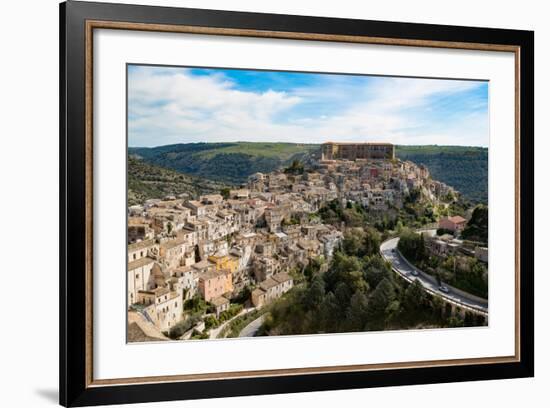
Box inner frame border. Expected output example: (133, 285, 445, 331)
(84, 19, 521, 389)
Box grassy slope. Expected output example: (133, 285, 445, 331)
(127, 156, 229, 206)
(129, 142, 319, 185)
(195, 142, 319, 159)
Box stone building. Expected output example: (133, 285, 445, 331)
(127, 257, 156, 306)
(137, 287, 183, 332)
(321, 142, 395, 161)
(251, 272, 294, 307)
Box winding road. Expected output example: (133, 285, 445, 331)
(238, 315, 266, 338)
(380, 234, 488, 316)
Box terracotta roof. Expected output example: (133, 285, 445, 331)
(173, 266, 193, 275)
(272, 272, 292, 284)
(128, 239, 155, 251)
(260, 277, 279, 291)
(128, 257, 155, 270)
(152, 287, 170, 297)
(160, 238, 185, 250)
(210, 296, 230, 307)
(192, 259, 212, 271)
(127, 322, 166, 343)
(449, 215, 467, 223)
(252, 288, 266, 297)
(198, 268, 227, 281)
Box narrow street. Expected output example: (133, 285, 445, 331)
(238, 314, 266, 338)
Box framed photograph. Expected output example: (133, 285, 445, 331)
(60, 1, 534, 406)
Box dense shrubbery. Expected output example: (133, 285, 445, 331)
(342, 227, 381, 258)
(462, 205, 488, 243)
(284, 159, 305, 175)
(167, 314, 201, 339)
(436, 228, 455, 236)
(397, 230, 489, 299)
(184, 295, 208, 314)
(259, 243, 452, 336)
(318, 199, 367, 227)
(224, 310, 263, 338)
(439, 256, 488, 298)
(397, 229, 426, 263)
(201, 304, 244, 332)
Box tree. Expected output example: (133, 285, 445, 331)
(324, 252, 364, 291)
(345, 291, 369, 331)
(435, 271, 442, 287)
(342, 208, 364, 227)
(406, 187, 421, 203)
(319, 292, 341, 331)
(363, 227, 381, 257)
(447, 316, 464, 327)
(403, 279, 426, 311)
(333, 281, 352, 310)
(284, 159, 304, 175)
(366, 278, 397, 329)
(342, 229, 366, 257)
(395, 220, 404, 234)
(463, 311, 475, 327)
(397, 229, 426, 263)
(220, 187, 231, 199)
(461, 204, 488, 243)
(363, 255, 392, 289)
(342, 227, 381, 258)
(303, 276, 326, 310)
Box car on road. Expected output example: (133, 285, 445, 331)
(438, 285, 449, 293)
(411, 270, 419, 276)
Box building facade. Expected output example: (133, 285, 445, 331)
(321, 142, 395, 161)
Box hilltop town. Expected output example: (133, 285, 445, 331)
(127, 142, 472, 341)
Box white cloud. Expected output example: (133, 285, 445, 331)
(128, 67, 302, 146)
(128, 67, 488, 147)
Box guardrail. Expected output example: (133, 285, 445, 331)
(395, 247, 488, 308)
(380, 238, 488, 316)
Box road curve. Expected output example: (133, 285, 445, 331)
(380, 236, 488, 315)
(238, 315, 266, 338)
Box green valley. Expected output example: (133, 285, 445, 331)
(129, 142, 488, 204)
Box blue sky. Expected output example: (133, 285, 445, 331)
(128, 65, 489, 148)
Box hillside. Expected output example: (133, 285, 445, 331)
(129, 142, 488, 204)
(129, 142, 319, 185)
(127, 156, 229, 206)
(395, 145, 488, 204)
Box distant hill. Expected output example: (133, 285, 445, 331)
(129, 142, 488, 204)
(395, 145, 488, 204)
(129, 142, 319, 185)
(128, 156, 228, 206)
